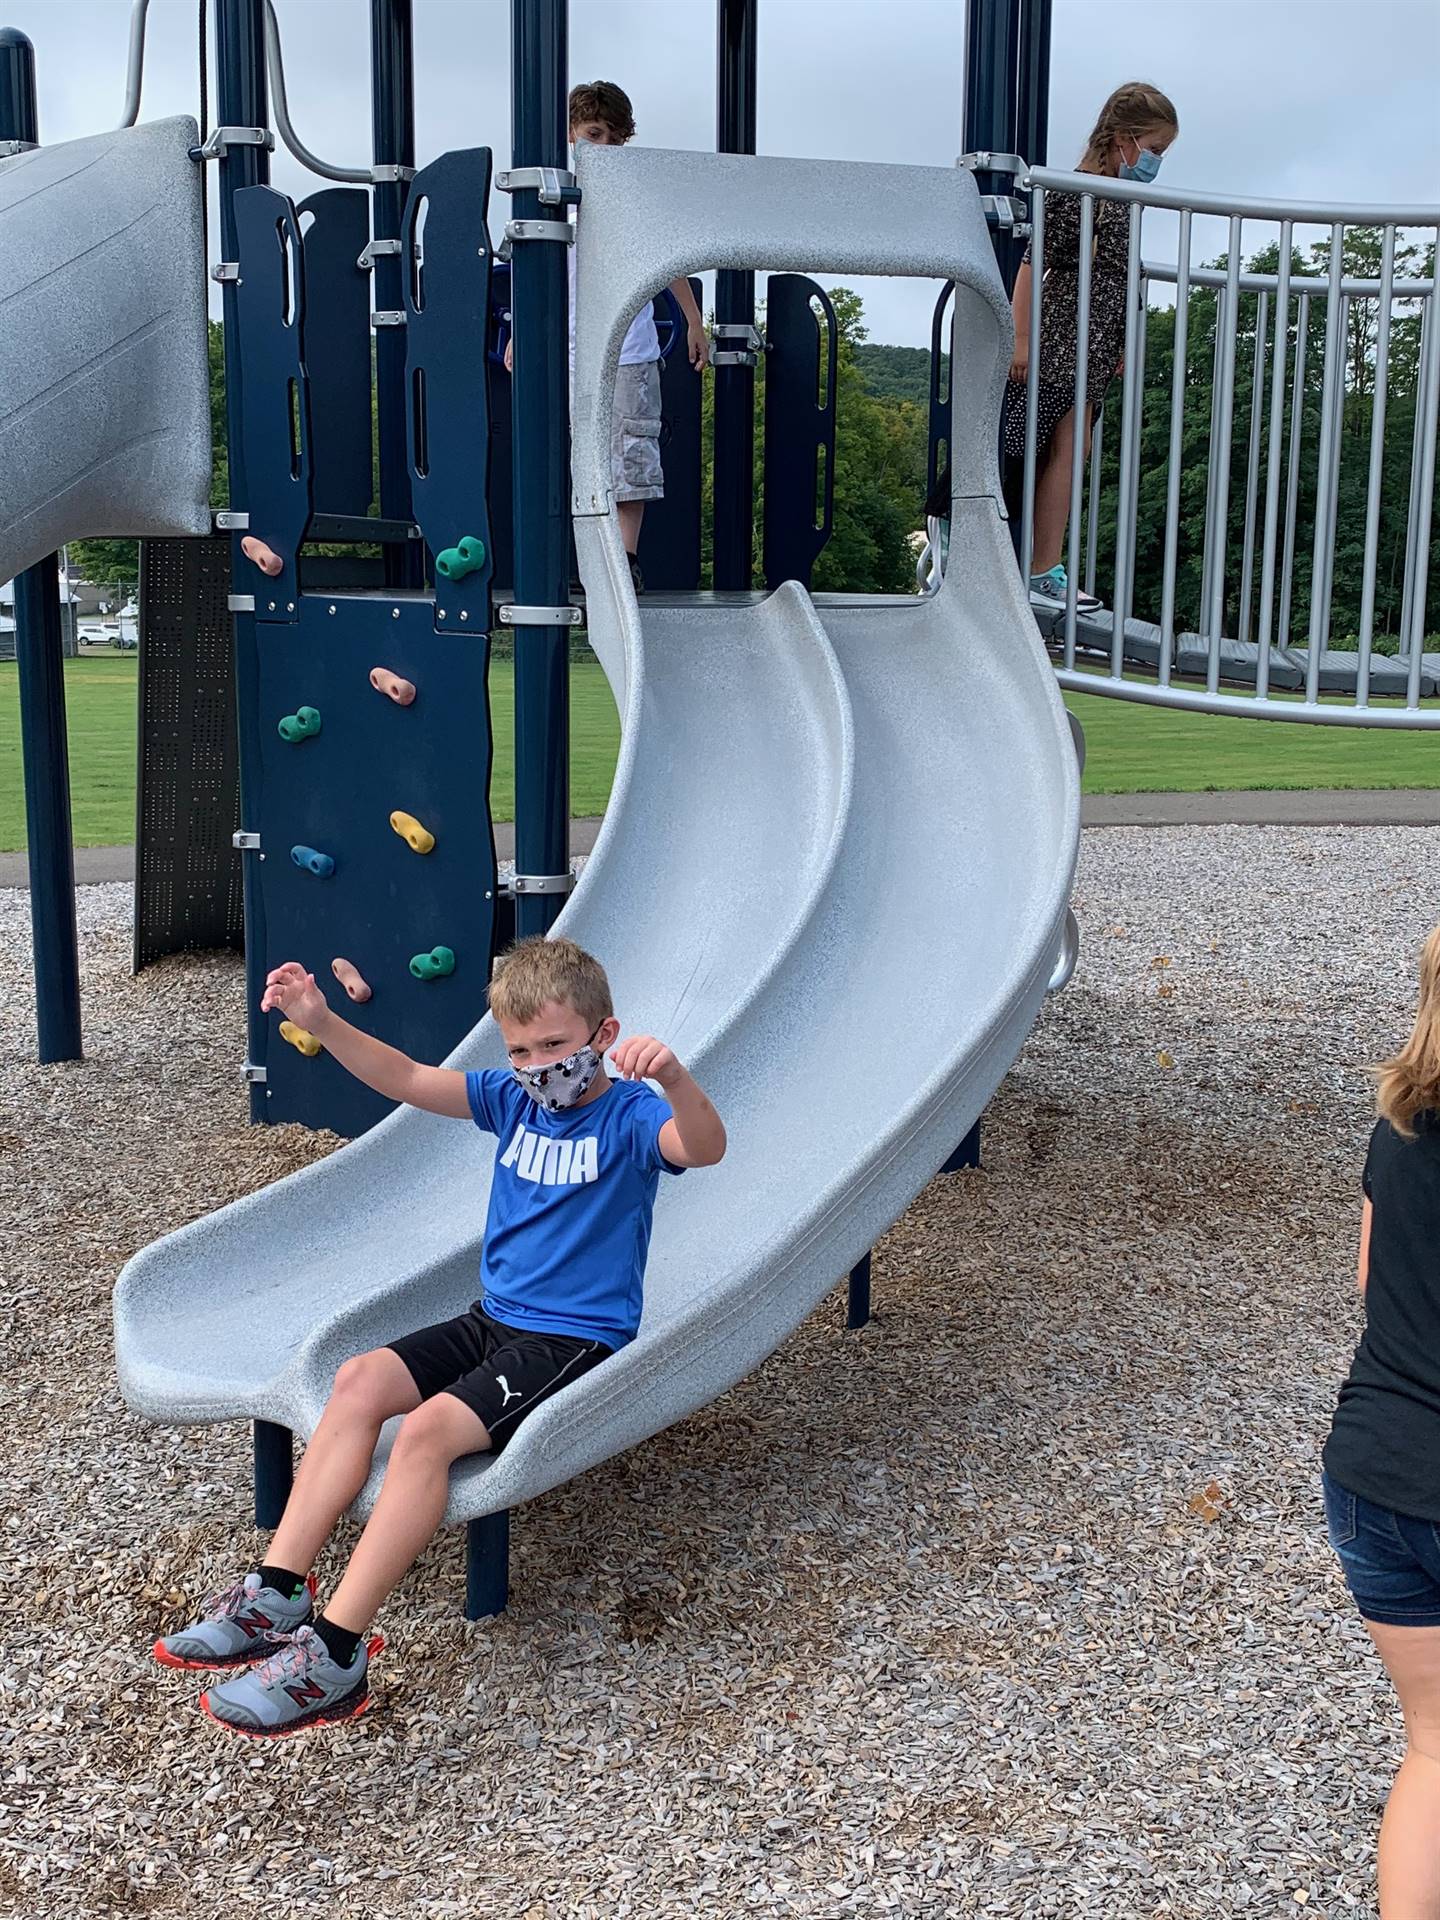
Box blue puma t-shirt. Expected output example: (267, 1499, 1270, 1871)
(465, 1068, 684, 1349)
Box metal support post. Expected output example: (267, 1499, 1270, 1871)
(846, 1253, 872, 1330)
(963, 0, 1022, 289)
(1, 30, 82, 1066)
(713, 0, 757, 589)
(1014, 0, 1051, 173)
(253, 1419, 294, 1529)
(943, 1123, 982, 1173)
(215, 0, 272, 1121)
(369, 0, 420, 588)
(510, 0, 570, 939)
(466, 1509, 511, 1618)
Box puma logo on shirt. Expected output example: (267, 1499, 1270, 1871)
(498, 1123, 601, 1187)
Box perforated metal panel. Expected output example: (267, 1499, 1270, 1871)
(133, 538, 243, 972)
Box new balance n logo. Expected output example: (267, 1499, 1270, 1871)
(235, 1609, 275, 1640)
(499, 1125, 599, 1187)
(284, 1677, 327, 1708)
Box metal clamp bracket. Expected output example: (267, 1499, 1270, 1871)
(215, 509, 250, 531)
(358, 236, 402, 271)
(211, 261, 241, 284)
(227, 593, 256, 613)
(498, 604, 583, 627)
(511, 872, 576, 897)
(496, 166, 580, 207)
(711, 321, 765, 367)
(371, 309, 407, 328)
(503, 218, 573, 248)
(0, 138, 38, 158)
(370, 162, 417, 185)
(243, 1062, 268, 1085)
(232, 830, 261, 852)
(978, 194, 1028, 230)
(190, 125, 275, 162)
(958, 150, 1027, 178)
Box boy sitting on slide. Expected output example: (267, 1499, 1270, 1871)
(153, 936, 726, 1738)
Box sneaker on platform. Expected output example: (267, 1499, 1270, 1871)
(1029, 565, 1101, 614)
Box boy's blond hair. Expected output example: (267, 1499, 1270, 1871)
(1375, 926, 1440, 1139)
(489, 936, 613, 1031)
(1077, 81, 1179, 173)
(567, 80, 635, 142)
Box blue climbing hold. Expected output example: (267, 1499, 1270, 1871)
(291, 845, 335, 878)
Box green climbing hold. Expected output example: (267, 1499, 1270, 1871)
(434, 535, 486, 581)
(409, 945, 456, 981)
(278, 706, 322, 744)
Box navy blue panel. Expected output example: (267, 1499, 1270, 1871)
(638, 278, 703, 593)
(762, 274, 836, 591)
(296, 187, 375, 519)
(403, 147, 493, 632)
(252, 596, 496, 1136)
(486, 261, 515, 589)
(234, 185, 314, 623)
(928, 281, 955, 507)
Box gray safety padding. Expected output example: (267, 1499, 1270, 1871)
(1039, 606, 1309, 691)
(0, 118, 211, 585)
(114, 149, 1079, 1532)
(1292, 649, 1440, 699)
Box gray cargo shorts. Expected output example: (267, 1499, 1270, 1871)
(611, 359, 664, 503)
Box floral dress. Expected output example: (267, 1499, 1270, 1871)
(1001, 184, 1132, 462)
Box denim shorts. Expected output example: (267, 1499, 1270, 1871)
(1323, 1469, 1440, 1627)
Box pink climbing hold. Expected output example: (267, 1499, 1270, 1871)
(240, 534, 284, 577)
(330, 957, 373, 1004)
(369, 666, 417, 706)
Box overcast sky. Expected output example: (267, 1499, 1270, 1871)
(7, 0, 1439, 345)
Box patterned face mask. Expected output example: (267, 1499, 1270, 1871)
(511, 1023, 606, 1112)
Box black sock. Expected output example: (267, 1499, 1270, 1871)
(313, 1613, 362, 1667)
(254, 1563, 307, 1602)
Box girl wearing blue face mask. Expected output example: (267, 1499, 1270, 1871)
(1002, 82, 1179, 614)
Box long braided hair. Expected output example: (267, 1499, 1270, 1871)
(1077, 82, 1179, 175)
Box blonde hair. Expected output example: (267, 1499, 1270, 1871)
(488, 936, 613, 1030)
(1375, 927, 1440, 1139)
(1078, 81, 1179, 174)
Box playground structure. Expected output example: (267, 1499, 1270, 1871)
(0, 0, 1435, 1615)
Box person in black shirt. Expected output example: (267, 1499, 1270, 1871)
(1323, 924, 1440, 1917)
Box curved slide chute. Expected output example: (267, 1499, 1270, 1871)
(0, 118, 211, 586)
(114, 147, 1079, 1531)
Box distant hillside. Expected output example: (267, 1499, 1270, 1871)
(853, 343, 945, 411)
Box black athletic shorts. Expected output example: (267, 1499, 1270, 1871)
(387, 1304, 613, 1452)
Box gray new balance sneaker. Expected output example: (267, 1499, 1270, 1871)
(153, 1571, 315, 1672)
(200, 1624, 380, 1740)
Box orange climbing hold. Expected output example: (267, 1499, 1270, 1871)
(369, 667, 417, 706)
(331, 957, 373, 1004)
(240, 535, 283, 577)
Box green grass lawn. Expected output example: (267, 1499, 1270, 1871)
(1, 651, 1436, 852)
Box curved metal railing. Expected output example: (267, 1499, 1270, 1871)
(1013, 168, 1440, 727)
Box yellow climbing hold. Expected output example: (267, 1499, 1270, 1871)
(390, 810, 435, 855)
(280, 1020, 322, 1058)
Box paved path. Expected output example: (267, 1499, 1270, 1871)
(0, 791, 1434, 889)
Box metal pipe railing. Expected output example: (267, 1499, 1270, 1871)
(265, 1, 370, 183)
(117, 0, 152, 127)
(1062, 192, 1095, 669)
(1016, 171, 1437, 728)
(1236, 289, 1268, 648)
(1254, 221, 1293, 695)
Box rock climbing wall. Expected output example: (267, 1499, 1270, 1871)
(254, 595, 495, 1135)
(229, 151, 498, 1135)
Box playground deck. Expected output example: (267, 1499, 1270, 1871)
(0, 822, 1419, 1916)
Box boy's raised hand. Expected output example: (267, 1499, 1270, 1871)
(260, 961, 329, 1032)
(610, 1033, 682, 1089)
(687, 321, 710, 371)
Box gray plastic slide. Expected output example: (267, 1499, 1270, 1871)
(114, 147, 1079, 1531)
(0, 118, 211, 586)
